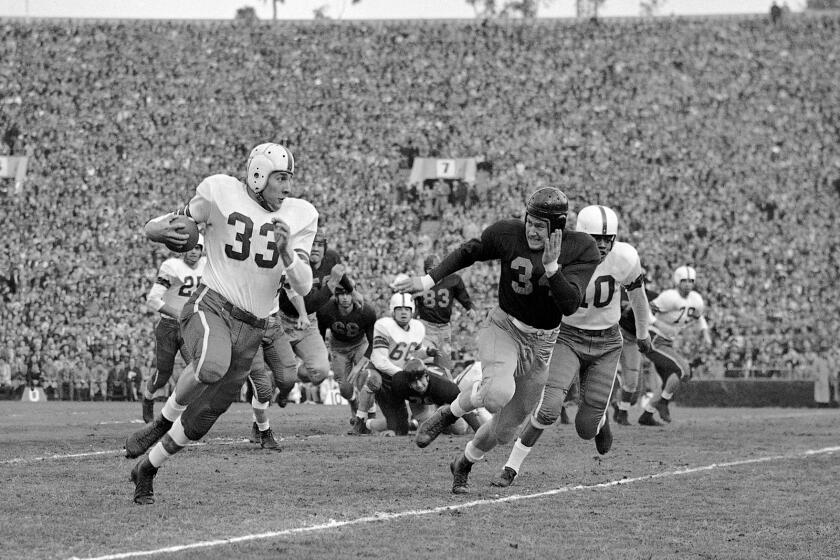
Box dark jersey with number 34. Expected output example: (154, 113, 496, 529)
(429, 219, 599, 330)
(414, 274, 473, 325)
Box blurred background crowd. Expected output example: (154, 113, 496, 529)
(0, 13, 838, 399)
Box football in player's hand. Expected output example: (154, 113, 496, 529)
(165, 215, 200, 253)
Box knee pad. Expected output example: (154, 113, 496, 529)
(574, 404, 600, 440)
(533, 406, 560, 428)
(338, 382, 354, 401)
(478, 382, 514, 414)
(303, 364, 329, 386)
(365, 369, 382, 393)
(195, 361, 227, 385)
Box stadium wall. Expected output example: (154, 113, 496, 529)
(675, 379, 823, 408)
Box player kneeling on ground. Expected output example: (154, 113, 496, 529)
(349, 293, 481, 436)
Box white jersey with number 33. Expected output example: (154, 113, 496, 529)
(563, 241, 643, 331)
(187, 174, 318, 318)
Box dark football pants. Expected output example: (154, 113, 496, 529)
(330, 338, 369, 401)
(271, 312, 330, 388)
(534, 323, 622, 440)
(178, 286, 266, 440)
(147, 316, 189, 394)
(647, 333, 690, 381)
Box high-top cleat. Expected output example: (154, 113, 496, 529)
(249, 422, 260, 444)
(259, 427, 281, 450)
(141, 398, 155, 424)
(130, 457, 158, 505)
(450, 454, 473, 494)
(415, 404, 456, 448)
(614, 408, 631, 426)
(638, 411, 664, 427)
(559, 406, 570, 425)
(490, 466, 517, 488)
(595, 416, 613, 455)
(125, 417, 173, 459)
(654, 400, 672, 423)
(348, 418, 371, 435)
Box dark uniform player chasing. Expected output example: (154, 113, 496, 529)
(394, 187, 599, 493)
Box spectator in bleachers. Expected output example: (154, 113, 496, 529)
(0, 15, 837, 384)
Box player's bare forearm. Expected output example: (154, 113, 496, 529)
(627, 286, 652, 340)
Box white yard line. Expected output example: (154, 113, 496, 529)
(0, 438, 250, 465)
(67, 445, 840, 560)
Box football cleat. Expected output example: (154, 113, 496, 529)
(348, 419, 371, 436)
(125, 417, 173, 459)
(450, 454, 473, 494)
(259, 428, 281, 450)
(638, 411, 664, 427)
(415, 404, 457, 448)
(130, 457, 158, 505)
(595, 416, 612, 455)
(654, 400, 672, 423)
(614, 409, 631, 426)
(249, 422, 260, 444)
(141, 398, 155, 424)
(490, 466, 517, 488)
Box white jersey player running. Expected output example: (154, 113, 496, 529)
(493, 205, 653, 487)
(141, 237, 207, 422)
(126, 142, 316, 506)
(637, 265, 712, 425)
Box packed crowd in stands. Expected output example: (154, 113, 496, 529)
(0, 13, 838, 398)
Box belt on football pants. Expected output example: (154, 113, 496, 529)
(220, 299, 267, 329)
(561, 323, 619, 337)
(508, 313, 560, 338)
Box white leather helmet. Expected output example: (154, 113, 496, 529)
(673, 265, 696, 284)
(246, 143, 295, 193)
(389, 292, 415, 315)
(576, 205, 618, 237)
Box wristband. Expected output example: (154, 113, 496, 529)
(420, 274, 435, 291)
(544, 262, 559, 276)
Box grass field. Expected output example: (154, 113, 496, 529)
(1, 400, 839, 560)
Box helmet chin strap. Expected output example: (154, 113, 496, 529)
(255, 190, 278, 212)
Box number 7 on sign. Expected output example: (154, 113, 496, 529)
(436, 159, 456, 179)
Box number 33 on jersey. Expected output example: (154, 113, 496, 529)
(186, 174, 318, 318)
